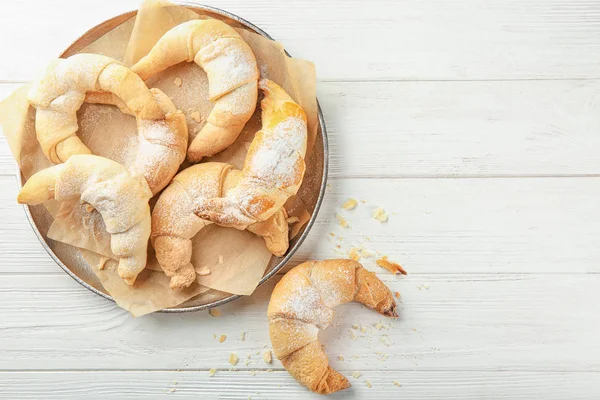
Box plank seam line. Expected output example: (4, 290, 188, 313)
(0, 369, 598, 373)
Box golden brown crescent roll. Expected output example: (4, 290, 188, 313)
(194, 79, 307, 229)
(268, 259, 398, 394)
(17, 155, 153, 285)
(131, 19, 259, 162)
(152, 162, 289, 290)
(28, 53, 188, 194)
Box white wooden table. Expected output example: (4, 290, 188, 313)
(1, 0, 600, 398)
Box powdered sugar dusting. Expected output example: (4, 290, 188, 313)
(282, 284, 333, 328)
(248, 117, 307, 188)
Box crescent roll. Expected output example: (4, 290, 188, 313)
(152, 162, 289, 290)
(28, 53, 188, 194)
(194, 79, 307, 229)
(17, 155, 153, 285)
(131, 19, 259, 162)
(268, 259, 398, 394)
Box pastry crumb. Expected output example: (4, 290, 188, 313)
(376, 256, 407, 275)
(250, 370, 258, 376)
(352, 372, 362, 378)
(174, 77, 183, 87)
(359, 248, 374, 258)
(342, 198, 358, 210)
(209, 308, 221, 317)
(380, 354, 389, 361)
(263, 350, 272, 364)
(286, 216, 300, 224)
(395, 291, 401, 299)
(336, 213, 349, 228)
(209, 368, 216, 377)
(348, 248, 361, 261)
(197, 266, 211, 276)
(393, 381, 401, 387)
(229, 353, 239, 366)
(365, 380, 372, 388)
(337, 356, 344, 361)
(169, 387, 176, 392)
(239, 331, 246, 341)
(349, 330, 358, 340)
(329, 232, 335, 237)
(375, 322, 384, 330)
(372, 207, 388, 222)
(266, 368, 274, 372)
(352, 324, 359, 330)
(190, 110, 201, 122)
(219, 334, 227, 343)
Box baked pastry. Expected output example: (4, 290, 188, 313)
(28, 53, 188, 194)
(268, 259, 398, 394)
(17, 155, 152, 285)
(151, 162, 289, 290)
(131, 19, 259, 162)
(194, 79, 307, 228)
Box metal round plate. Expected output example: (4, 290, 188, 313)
(17, 2, 329, 313)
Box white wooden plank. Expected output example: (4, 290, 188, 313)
(1, 370, 599, 400)
(0, 273, 599, 371)
(1, 0, 600, 81)
(5, 79, 600, 179)
(1, 175, 599, 275)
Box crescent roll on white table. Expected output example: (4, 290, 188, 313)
(131, 19, 259, 162)
(16, 155, 153, 286)
(194, 79, 307, 228)
(28, 53, 188, 194)
(268, 259, 398, 394)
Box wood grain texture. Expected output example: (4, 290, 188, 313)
(4, 79, 600, 178)
(1, 0, 600, 81)
(1, 273, 599, 371)
(1, 0, 600, 398)
(1, 174, 599, 275)
(1, 370, 599, 399)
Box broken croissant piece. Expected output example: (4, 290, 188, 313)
(268, 259, 398, 394)
(194, 79, 307, 229)
(131, 19, 259, 162)
(28, 53, 188, 194)
(151, 162, 289, 290)
(17, 155, 152, 285)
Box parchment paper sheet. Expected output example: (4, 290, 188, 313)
(0, 0, 318, 316)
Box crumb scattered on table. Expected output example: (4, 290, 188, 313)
(393, 381, 401, 387)
(352, 372, 362, 378)
(219, 334, 227, 343)
(174, 77, 183, 87)
(239, 331, 246, 341)
(376, 256, 407, 275)
(229, 353, 239, 366)
(209, 368, 216, 377)
(209, 309, 221, 317)
(372, 207, 388, 222)
(263, 350, 272, 364)
(348, 248, 361, 261)
(342, 198, 358, 210)
(336, 213, 349, 228)
(395, 291, 401, 299)
(365, 380, 372, 388)
(337, 356, 344, 361)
